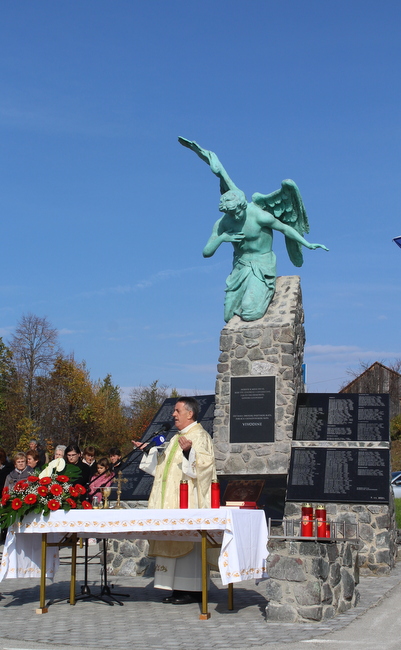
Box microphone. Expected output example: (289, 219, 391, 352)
(137, 422, 173, 453)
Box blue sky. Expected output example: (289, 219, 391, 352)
(1, 1, 401, 399)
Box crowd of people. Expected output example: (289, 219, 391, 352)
(0, 439, 122, 505)
(0, 398, 217, 607)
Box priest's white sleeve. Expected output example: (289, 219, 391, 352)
(139, 447, 158, 477)
(182, 447, 197, 479)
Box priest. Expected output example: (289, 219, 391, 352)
(133, 396, 216, 604)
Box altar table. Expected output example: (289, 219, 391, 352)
(0, 507, 268, 619)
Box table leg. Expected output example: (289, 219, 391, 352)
(36, 533, 48, 614)
(69, 533, 77, 605)
(228, 582, 234, 610)
(199, 530, 210, 620)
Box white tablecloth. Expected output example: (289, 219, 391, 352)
(0, 508, 268, 585)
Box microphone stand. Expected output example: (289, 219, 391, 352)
(90, 428, 172, 601)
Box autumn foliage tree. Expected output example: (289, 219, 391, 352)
(1, 314, 177, 457)
(129, 380, 178, 441)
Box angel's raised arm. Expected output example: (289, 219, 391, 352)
(178, 137, 241, 195)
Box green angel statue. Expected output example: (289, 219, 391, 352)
(179, 137, 328, 322)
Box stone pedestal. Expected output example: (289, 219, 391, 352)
(213, 276, 305, 475)
(265, 538, 360, 622)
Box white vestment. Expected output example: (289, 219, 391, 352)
(140, 421, 216, 591)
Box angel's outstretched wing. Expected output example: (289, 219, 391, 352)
(252, 180, 309, 267)
(178, 137, 241, 196)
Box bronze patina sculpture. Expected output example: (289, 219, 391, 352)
(179, 137, 328, 322)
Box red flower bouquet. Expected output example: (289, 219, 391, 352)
(0, 461, 91, 527)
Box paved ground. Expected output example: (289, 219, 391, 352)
(0, 544, 401, 650)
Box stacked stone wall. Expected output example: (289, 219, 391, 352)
(213, 275, 305, 475)
(265, 539, 359, 622)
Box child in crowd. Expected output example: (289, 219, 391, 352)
(4, 452, 34, 490)
(82, 446, 97, 480)
(88, 458, 115, 505)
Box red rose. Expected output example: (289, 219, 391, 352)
(75, 484, 86, 495)
(56, 475, 69, 483)
(48, 499, 61, 511)
(50, 484, 63, 496)
(37, 486, 48, 497)
(28, 475, 39, 483)
(24, 493, 38, 505)
(11, 498, 23, 510)
(66, 498, 77, 508)
(39, 477, 52, 486)
(82, 501, 92, 509)
(69, 486, 79, 498)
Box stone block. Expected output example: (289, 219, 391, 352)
(220, 335, 233, 351)
(329, 563, 341, 587)
(224, 456, 246, 473)
(117, 558, 138, 577)
(265, 579, 283, 602)
(268, 555, 307, 582)
(342, 544, 353, 568)
(376, 550, 391, 565)
(284, 503, 299, 517)
(359, 523, 375, 543)
(277, 327, 294, 343)
(376, 531, 390, 548)
(248, 348, 264, 361)
(231, 359, 249, 375)
(298, 542, 321, 557)
(322, 605, 335, 620)
(282, 354, 294, 367)
(312, 557, 329, 580)
(322, 583, 333, 604)
(341, 568, 355, 600)
(235, 346, 247, 358)
(337, 599, 352, 614)
(298, 605, 323, 621)
(376, 514, 390, 529)
(243, 329, 262, 339)
(294, 580, 321, 606)
(265, 603, 298, 622)
(248, 457, 268, 473)
(111, 554, 123, 569)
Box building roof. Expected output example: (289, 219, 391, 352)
(340, 361, 401, 393)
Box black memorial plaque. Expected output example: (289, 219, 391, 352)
(230, 376, 275, 443)
(114, 395, 215, 501)
(293, 393, 389, 442)
(286, 446, 390, 503)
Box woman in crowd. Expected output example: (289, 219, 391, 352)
(54, 445, 66, 459)
(0, 448, 13, 494)
(64, 444, 86, 485)
(26, 450, 41, 471)
(4, 452, 34, 490)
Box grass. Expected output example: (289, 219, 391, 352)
(394, 499, 401, 529)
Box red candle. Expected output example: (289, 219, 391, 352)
(211, 480, 220, 508)
(179, 480, 188, 508)
(315, 505, 327, 538)
(301, 503, 313, 537)
(326, 522, 331, 539)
